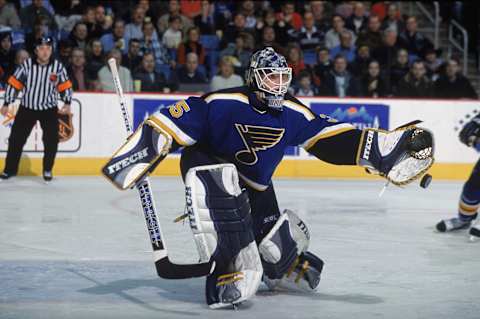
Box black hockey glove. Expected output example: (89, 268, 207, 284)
(459, 115, 480, 147)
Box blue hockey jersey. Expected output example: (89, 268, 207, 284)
(150, 87, 356, 190)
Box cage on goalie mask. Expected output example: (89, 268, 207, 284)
(246, 47, 292, 110)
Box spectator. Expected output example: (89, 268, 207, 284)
(276, 1, 303, 31)
(349, 44, 371, 77)
(100, 19, 128, 54)
(125, 6, 146, 44)
(85, 38, 104, 81)
(398, 16, 433, 59)
(0, 31, 14, 82)
(325, 15, 356, 49)
(141, 18, 172, 67)
(25, 17, 50, 54)
(296, 11, 325, 52)
(335, 2, 354, 20)
(0, 0, 21, 29)
(261, 8, 293, 47)
(240, 0, 257, 30)
(122, 38, 142, 72)
(396, 60, 433, 97)
(372, 28, 400, 70)
(356, 15, 383, 52)
(256, 25, 284, 55)
(92, 5, 112, 38)
(357, 60, 389, 97)
(162, 15, 183, 49)
(434, 59, 478, 99)
(310, 0, 329, 34)
(220, 12, 249, 49)
(424, 48, 444, 81)
(220, 32, 251, 75)
(329, 30, 356, 63)
(180, 0, 202, 20)
(20, 0, 56, 31)
(346, 2, 368, 35)
(177, 26, 205, 65)
(381, 3, 405, 34)
(291, 70, 318, 96)
(312, 46, 331, 86)
(157, 0, 193, 35)
(14, 49, 30, 65)
(194, 0, 216, 35)
(68, 47, 89, 91)
(170, 52, 208, 91)
(323, 54, 357, 97)
(98, 49, 133, 92)
(57, 39, 73, 67)
(82, 6, 99, 41)
(210, 56, 243, 91)
(286, 44, 307, 79)
(389, 48, 410, 93)
(133, 52, 170, 93)
(370, 1, 389, 21)
(68, 22, 88, 50)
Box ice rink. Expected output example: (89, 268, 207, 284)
(1, 176, 479, 319)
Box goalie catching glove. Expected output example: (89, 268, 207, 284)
(357, 122, 434, 186)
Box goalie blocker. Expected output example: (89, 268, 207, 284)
(102, 118, 172, 189)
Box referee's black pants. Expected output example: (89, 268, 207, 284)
(4, 106, 59, 175)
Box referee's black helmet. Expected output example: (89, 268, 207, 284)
(34, 36, 54, 48)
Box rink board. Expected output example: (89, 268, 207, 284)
(1, 92, 478, 180)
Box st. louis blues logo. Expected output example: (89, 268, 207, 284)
(235, 124, 285, 165)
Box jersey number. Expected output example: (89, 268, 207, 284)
(169, 100, 190, 118)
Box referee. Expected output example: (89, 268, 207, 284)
(0, 37, 72, 182)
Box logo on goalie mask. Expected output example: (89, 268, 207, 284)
(235, 124, 285, 165)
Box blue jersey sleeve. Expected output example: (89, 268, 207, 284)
(150, 96, 208, 146)
(290, 110, 356, 150)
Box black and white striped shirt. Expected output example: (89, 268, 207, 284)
(4, 58, 73, 110)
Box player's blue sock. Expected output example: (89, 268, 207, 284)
(458, 184, 480, 221)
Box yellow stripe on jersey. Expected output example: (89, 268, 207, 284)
(204, 93, 250, 104)
(303, 124, 356, 150)
(148, 115, 194, 146)
(283, 100, 315, 121)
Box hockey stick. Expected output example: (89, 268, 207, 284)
(108, 58, 213, 279)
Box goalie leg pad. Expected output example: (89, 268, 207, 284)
(358, 124, 434, 186)
(102, 119, 172, 189)
(185, 164, 262, 308)
(260, 210, 323, 292)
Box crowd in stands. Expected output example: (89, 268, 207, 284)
(0, 0, 478, 99)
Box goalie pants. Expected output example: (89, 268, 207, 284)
(3, 106, 59, 175)
(180, 145, 281, 242)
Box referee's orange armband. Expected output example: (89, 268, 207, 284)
(57, 80, 72, 92)
(7, 76, 24, 90)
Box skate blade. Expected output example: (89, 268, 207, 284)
(469, 235, 479, 242)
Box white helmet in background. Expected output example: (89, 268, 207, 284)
(246, 47, 292, 110)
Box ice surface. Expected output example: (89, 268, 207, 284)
(1, 177, 479, 319)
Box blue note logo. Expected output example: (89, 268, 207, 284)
(235, 124, 285, 165)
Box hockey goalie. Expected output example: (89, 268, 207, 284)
(102, 47, 434, 309)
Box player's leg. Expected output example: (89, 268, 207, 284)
(183, 161, 262, 308)
(2, 107, 37, 178)
(38, 108, 59, 180)
(436, 158, 480, 232)
(249, 184, 324, 293)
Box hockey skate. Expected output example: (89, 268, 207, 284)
(469, 221, 480, 241)
(436, 217, 473, 232)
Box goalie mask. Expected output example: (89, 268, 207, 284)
(246, 47, 292, 110)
